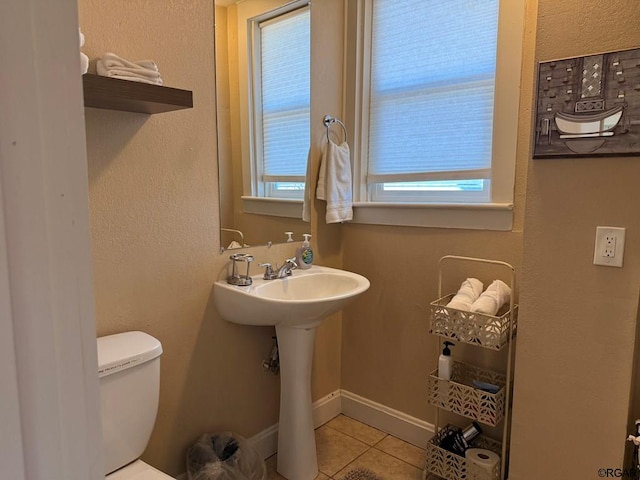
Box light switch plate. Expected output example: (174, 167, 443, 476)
(593, 226, 626, 267)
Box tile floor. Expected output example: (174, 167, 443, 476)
(266, 415, 433, 480)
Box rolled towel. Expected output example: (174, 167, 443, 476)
(469, 280, 511, 316)
(80, 52, 89, 74)
(446, 278, 483, 311)
(96, 60, 163, 85)
(101, 52, 158, 72)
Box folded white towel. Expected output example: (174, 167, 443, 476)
(317, 139, 352, 223)
(302, 146, 313, 222)
(79, 28, 85, 48)
(446, 278, 484, 311)
(470, 280, 511, 316)
(80, 52, 89, 74)
(99, 64, 162, 80)
(100, 52, 158, 72)
(96, 60, 163, 85)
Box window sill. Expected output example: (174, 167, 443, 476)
(241, 196, 304, 219)
(240, 197, 513, 230)
(351, 202, 513, 231)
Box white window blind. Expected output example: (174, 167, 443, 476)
(258, 7, 310, 197)
(367, 0, 498, 193)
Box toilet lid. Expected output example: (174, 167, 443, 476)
(106, 460, 174, 480)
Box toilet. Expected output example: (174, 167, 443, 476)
(97, 331, 174, 479)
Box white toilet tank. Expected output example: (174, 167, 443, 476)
(97, 331, 163, 476)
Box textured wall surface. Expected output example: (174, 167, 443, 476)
(77, 0, 640, 478)
(340, 0, 535, 429)
(509, 1, 640, 479)
(80, 0, 345, 475)
(80, 1, 286, 475)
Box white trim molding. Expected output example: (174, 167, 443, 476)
(241, 196, 304, 219)
(248, 389, 433, 459)
(340, 390, 433, 449)
(351, 202, 514, 231)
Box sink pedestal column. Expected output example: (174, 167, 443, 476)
(275, 323, 319, 480)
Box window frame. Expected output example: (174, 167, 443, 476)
(246, 1, 310, 205)
(344, 0, 525, 230)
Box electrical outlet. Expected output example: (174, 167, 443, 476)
(603, 234, 616, 257)
(594, 226, 626, 267)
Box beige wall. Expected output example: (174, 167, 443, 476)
(80, 0, 343, 475)
(80, 1, 287, 476)
(78, 0, 640, 478)
(340, 0, 536, 431)
(342, 2, 640, 476)
(509, 1, 640, 479)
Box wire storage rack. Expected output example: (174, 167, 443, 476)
(427, 361, 507, 427)
(429, 294, 518, 351)
(424, 255, 517, 480)
(425, 424, 502, 480)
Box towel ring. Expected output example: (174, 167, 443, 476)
(323, 114, 348, 144)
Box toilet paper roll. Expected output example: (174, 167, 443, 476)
(466, 448, 500, 473)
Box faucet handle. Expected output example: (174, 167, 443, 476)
(285, 257, 298, 268)
(259, 262, 276, 279)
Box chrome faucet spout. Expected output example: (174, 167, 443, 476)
(275, 257, 298, 278)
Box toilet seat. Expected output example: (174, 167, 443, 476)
(106, 460, 174, 480)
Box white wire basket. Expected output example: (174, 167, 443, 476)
(429, 293, 518, 351)
(424, 424, 502, 480)
(427, 361, 506, 427)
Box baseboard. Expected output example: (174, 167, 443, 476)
(248, 389, 342, 459)
(340, 389, 434, 449)
(248, 389, 433, 459)
(248, 422, 279, 461)
(312, 389, 342, 427)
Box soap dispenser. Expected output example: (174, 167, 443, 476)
(438, 341, 455, 380)
(296, 234, 314, 270)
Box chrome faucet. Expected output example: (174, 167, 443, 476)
(260, 257, 298, 280)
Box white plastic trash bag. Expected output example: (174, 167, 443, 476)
(186, 433, 266, 480)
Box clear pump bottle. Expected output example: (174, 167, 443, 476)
(296, 234, 314, 270)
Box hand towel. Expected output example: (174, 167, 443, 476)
(470, 280, 511, 316)
(302, 146, 313, 222)
(317, 139, 352, 223)
(446, 278, 483, 311)
(96, 60, 163, 85)
(79, 28, 85, 48)
(100, 52, 158, 72)
(80, 52, 89, 74)
(316, 142, 327, 201)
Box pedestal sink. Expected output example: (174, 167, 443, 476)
(213, 265, 370, 480)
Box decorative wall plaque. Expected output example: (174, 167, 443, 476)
(533, 47, 640, 158)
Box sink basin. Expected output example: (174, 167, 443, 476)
(214, 265, 370, 328)
(213, 265, 369, 480)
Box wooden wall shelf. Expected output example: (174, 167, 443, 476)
(82, 74, 193, 114)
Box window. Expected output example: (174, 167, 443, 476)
(346, 0, 525, 229)
(248, 3, 310, 200)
